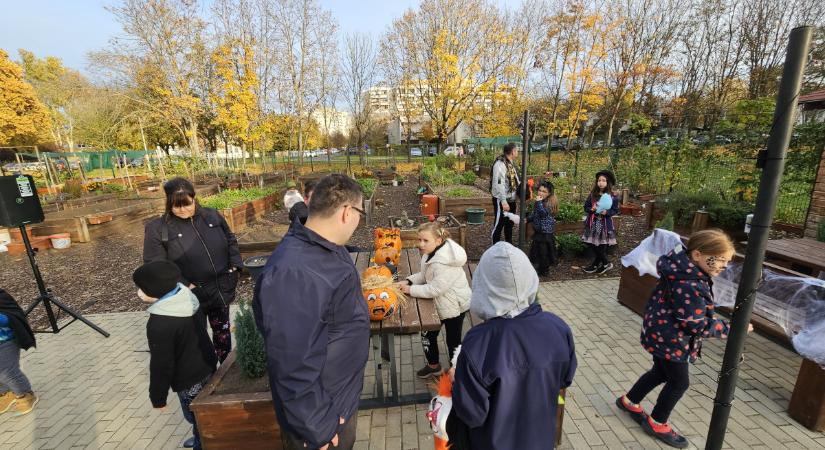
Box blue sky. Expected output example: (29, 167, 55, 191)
(0, 0, 422, 73)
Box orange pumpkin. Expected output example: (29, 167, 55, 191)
(373, 227, 402, 253)
(363, 286, 399, 321)
(373, 246, 400, 266)
(362, 264, 393, 279)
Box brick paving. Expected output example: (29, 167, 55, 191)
(2, 278, 823, 449)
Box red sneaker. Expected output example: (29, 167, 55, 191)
(641, 416, 689, 448)
(615, 396, 646, 424)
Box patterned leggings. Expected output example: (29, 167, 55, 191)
(178, 374, 212, 450)
(205, 306, 231, 364)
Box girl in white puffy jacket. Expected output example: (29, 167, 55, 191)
(397, 222, 471, 379)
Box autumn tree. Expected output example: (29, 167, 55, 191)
(211, 40, 261, 155)
(343, 32, 379, 171)
(94, 0, 208, 153)
(0, 50, 52, 146)
(382, 0, 519, 153)
(18, 50, 90, 150)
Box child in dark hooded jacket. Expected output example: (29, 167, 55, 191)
(616, 229, 753, 449)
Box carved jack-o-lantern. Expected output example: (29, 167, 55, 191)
(364, 286, 399, 321)
(362, 264, 393, 279)
(361, 272, 406, 322)
(373, 246, 400, 266)
(373, 227, 402, 252)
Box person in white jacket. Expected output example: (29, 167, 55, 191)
(396, 222, 471, 378)
(490, 143, 520, 244)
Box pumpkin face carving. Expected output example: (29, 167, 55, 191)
(362, 265, 393, 279)
(374, 228, 402, 252)
(361, 269, 406, 322)
(364, 287, 398, 321)
(373, 246, 400, 266)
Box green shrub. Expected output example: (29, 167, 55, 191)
(556, 233, 586, 255)
(556, 201, 584, 223)
(443, 187, 475, 198)
(200, 186, 279, 210)
(661, 191, 720, 226)
(706, 202, 752, 230)
(62, 180, 84, 199)
(101, 183, 126, 194)
(818, 221, 825, 243)
(460, 171, 477, 185)
(356, 178, 378, 198)
(234, 300, 267, 378)
(421, 165, 463, 186)
(656, 211, 675, 231)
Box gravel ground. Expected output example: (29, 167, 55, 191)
(0, 173, 650, 328)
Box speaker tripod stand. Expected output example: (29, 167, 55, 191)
(18, 224, 109, 337)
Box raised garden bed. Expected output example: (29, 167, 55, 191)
(236, 224, 290, 263)
(356, 178, 378, 226)
(190, 351, 282, 450)
(200, 187, 282, 232)
(387, 214, 466, 249)
(430, 184, 493, 219)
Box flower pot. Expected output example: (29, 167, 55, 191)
(466, 208, 486, 225)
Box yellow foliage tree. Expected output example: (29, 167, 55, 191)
(211, 40, 261, 154)
(0, 50, 52, 146)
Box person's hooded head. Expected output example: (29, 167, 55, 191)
(470, 242, 540, 321)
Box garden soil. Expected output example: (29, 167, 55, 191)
(0, 173, 649, 329)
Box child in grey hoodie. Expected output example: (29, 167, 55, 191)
(133, 261, 217, 450)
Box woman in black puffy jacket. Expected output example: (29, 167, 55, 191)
(143, 178, 242, 363)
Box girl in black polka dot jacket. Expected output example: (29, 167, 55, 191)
(616, 229, 753, 449)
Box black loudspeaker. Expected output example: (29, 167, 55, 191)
(0, 175, 45, 227)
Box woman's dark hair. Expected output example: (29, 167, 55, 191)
(538, 180, 559, 215)
(163, 177, 196, 216)
(590, 171, 615, 200)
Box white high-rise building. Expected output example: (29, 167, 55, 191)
(311, 108, 353, 138)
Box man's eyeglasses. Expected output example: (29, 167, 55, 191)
(349, 205, 367, 218)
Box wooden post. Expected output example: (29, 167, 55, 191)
(621, 188, 630, 205)
(692, 210, 710, 233)
(645, 200, 657, 229)
(36, 146, 55, 195)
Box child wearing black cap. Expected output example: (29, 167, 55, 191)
(581, 170, 619, 275)
(133, 261, 217, 450)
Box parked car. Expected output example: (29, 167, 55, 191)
(410, 147, 423, 157)
(428, 147, 437, 156)
(444, 146, 459, 156)
(714, 135, 732, 144)
(529, 143, 546, 153)
(466, 144, 476, 154)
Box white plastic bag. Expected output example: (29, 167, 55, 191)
(620, 229, 684, 278)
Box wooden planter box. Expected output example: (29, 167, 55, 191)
(428, 184, 493, 219)
(388, 214, 466, 249)
(617, 264, 659, 316)
(220, 193, 279, 232)
(363, 191, 376, 226)
(190, 351, 282, 449)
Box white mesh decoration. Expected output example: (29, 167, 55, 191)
(713, 262, 825, 368)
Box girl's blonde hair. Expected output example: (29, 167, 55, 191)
(418, 221, 451, 240)
(686, 229, 735, 256)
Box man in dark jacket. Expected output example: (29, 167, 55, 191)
(452, 242, 577, 450)
(254, 174, 369, 450)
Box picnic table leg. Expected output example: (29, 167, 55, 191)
(388, 333, 399, 403)
(372, 335, 385, 403)
(380, 334, 391, 361)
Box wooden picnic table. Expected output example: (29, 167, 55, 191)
(763, 238, 825, 275)
(352, 248, 443, 407)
